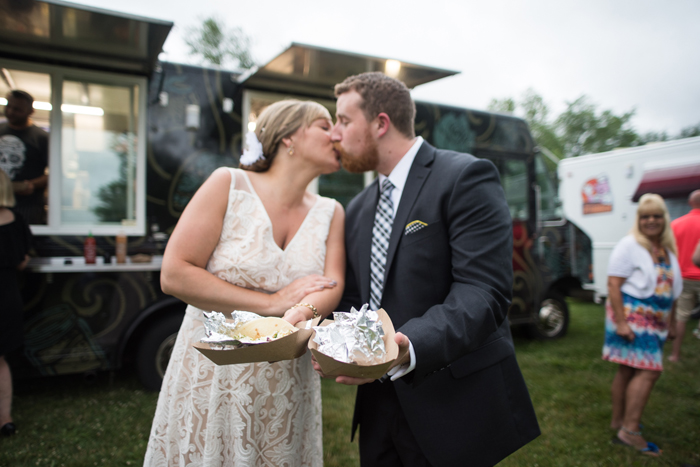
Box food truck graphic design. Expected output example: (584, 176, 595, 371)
(2, 0, 591, 389)
(582, 174, 613, 214)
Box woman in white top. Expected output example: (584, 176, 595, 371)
(144, 100, 345, 466)
(603, 194, 682, 457)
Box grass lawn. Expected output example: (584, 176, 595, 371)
(1, 300, 698, 466)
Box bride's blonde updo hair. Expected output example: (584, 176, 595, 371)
(630, 193, 677, 255)
(240, 99, 332, 172)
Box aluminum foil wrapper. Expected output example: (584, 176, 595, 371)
(201, 310, 261, 348)
(313, 304, 386, 365)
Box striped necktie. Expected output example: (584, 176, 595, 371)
(370, 178, 395, 311)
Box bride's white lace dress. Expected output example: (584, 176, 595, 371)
(144, 168, 336, 467)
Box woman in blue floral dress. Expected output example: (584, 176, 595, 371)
(603, 194, 682, 457)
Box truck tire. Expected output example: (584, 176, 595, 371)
(136, 312, 184, 391)
(527, 292, 569, 339)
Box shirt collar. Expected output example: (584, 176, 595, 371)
(378, 136, 424, 193)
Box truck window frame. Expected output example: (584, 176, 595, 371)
(1, 57, 147, 236)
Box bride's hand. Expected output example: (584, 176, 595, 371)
(270, 275, 336, 314)
(282, 307, 309, 325)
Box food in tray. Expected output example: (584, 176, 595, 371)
(312, 304, 386, 365)
(201, 312, 297, 347)
(237, 317, 297, 342)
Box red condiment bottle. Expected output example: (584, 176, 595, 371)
(84, 231, 96, 264)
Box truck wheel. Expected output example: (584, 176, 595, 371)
(136, 313, 184, 391)
(527, 292, 569, 339)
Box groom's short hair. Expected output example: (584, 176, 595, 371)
(335, 72, 415, 139)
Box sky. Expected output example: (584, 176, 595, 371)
(71, 0, 700, 135)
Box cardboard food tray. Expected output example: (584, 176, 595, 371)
(309, 308, 398, 379)
(193, 320, 315, 365)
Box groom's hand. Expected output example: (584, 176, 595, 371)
(334, 375, 375, 385)
(310, 354, 344, 380)
(389, 332, 411, 370)
(330, 332, 413, 386)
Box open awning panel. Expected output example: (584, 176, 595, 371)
(241, 43, 459, 99)
(632, 163, 700, 201)
(0, 0, 172, 75)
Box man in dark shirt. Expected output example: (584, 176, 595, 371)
(0, 90, 49, 224)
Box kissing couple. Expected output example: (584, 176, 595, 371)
(144, 72, 539, 467)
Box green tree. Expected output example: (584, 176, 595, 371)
(490, 90, 642, 159)
(639, 122, 699, 143)
(185, 17, 254, 69)
(489, 90, 564, 160)
(520, 90, 565, 159)
(679, 122, 700, 138)
(491, 91, 700, 161)
(487, 97, 515, 113)
(639, 130, 670, 144)
(556, 96, 639, 157)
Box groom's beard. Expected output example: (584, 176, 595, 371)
(335, 130, 379, 173)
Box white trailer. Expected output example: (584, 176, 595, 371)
(558, 136, 700, 301)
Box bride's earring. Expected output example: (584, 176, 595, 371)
(289, 145, 294, 156)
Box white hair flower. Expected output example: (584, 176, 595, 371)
(240, 131, 264, 166)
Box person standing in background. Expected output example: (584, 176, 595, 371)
(669, 189, 700, 360)
(604, 194, 682, 456)
(0, 90, 48, 224)
(0, 168, 33, 437)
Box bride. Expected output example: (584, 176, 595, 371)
(144, 100, 345, 466)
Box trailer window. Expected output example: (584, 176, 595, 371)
(60, 81, 139, 227)
(498, 159, 528, 221)
(0, 58, 147, 236)
(535, 154, 561, 220)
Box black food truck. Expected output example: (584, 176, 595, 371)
(1, 0, 592, 390)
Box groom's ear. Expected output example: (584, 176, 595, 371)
(375, 112, 391, 138)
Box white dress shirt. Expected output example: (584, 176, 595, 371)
(377, 136, 424, 381)
(377, 136, 424, 220)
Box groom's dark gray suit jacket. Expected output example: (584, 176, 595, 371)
(339, 141, 540, 467)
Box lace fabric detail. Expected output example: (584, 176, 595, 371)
(206, 169, 334, 291)
(144, 168, 335, 467)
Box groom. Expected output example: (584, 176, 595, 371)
(324, 72, 540, 467)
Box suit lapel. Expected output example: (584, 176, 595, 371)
(357, 179, 379, 304)
(384, 142, 434, 281)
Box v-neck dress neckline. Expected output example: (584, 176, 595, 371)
(239, 169, 321, 253)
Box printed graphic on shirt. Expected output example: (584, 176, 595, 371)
(0, 135, 26, 178)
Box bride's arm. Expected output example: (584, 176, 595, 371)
(284, 201, 346, 324)
(161, 168, 336, 315)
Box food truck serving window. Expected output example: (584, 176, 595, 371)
(0, 58, 147, 236)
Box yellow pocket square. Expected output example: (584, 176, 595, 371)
(405, 220, 428, 235)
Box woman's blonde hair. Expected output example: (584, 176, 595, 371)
(630, 193, 677, 256)
(0, 169, 15, 208)
(241, 99, 331, 172)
